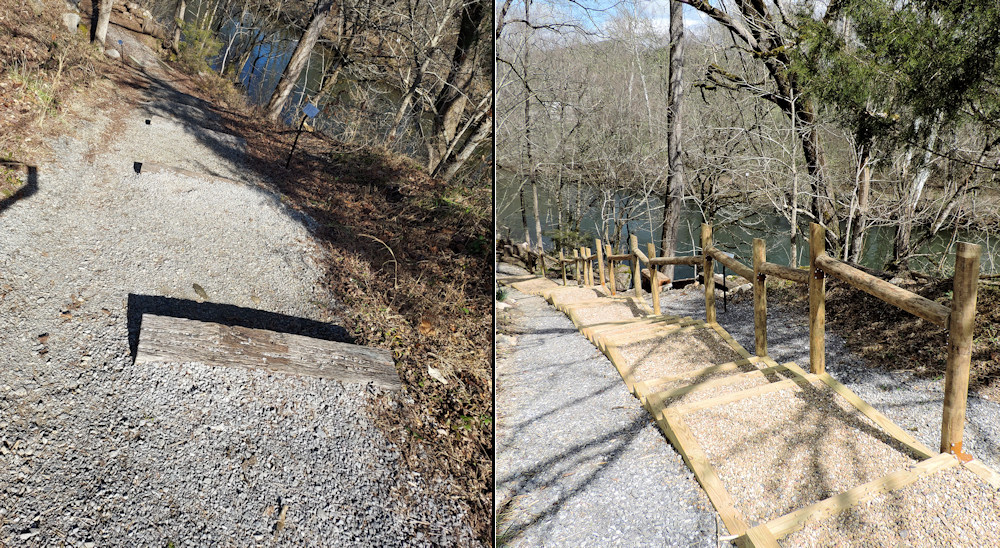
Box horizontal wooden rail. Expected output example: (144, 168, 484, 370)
(759, 261, 808, 284)
(707, 247, 754, 281)
(649, 255, 704, 266)
(814, 253, 949, 327)
(606, 253, 632, 261)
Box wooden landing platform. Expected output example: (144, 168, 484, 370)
(135, 314, 400, 390)
(498, 273, 1000, 546)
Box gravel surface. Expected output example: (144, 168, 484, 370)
(684, 382, 919, 525)
(568, 300, 647, 326)
(0, 59, 472, 545)
(649, 288, 1000, 474)
(496, 287, 719, 547)
(780, 465, 1000, 546)
(616, 330, 744, 383)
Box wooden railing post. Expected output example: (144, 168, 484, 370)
(647, 242, 661, 315)
(586, 248, 594, 286)
(809, 223, 826, 375)
(560, 250, 567, 286)
(596, 239, 606, 289)
(941, 242, 982, 457)
(753, 238, 767, 357)
(630, 234, 642, 298)
(573, 249, 580, 285)
(702, 224, 715, 323)
(606, 244, 616, 295)
(579, 247, 587, 286)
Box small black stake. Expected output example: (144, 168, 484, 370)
(285, 115, 307, 169)
(285, 103, 320, 169)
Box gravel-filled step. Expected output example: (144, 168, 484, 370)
(683, 381, 921, 525)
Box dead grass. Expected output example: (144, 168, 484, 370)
(770, 272, 1000, 403)
(154, 58, 494, 546)
(0, 0, 111, 165)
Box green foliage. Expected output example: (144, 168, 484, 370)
(793, 0, 1000, 144)
(175, 22, 222, 74)
(544, 228, 592, 252)
(496, 287, 509, 302)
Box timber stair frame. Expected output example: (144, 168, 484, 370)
(499, 222, 1000, 546)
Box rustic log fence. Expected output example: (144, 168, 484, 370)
(633, 222, 981, 461)
(499, 222, 982, 458)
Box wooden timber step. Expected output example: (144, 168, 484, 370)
(539, 285, 610, 305)
(563, 299, 650, 329)
(135, 314, 401, 390)
(497, 275, 538, 286)
(579, 314, 683, 339)
(519, 286, 1000, 545)
(509, 277, 560, 295)
(597, 320, 708, 352)
(585, 315, 690, 343)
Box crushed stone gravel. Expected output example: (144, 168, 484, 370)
(496, 286, 719, 547)
(648, 287, 1000, 475)
(684, 382, 919, 525)
(779, 465, 1000, 546)
(0, 60, 473, 546)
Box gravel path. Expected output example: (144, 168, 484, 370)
(496, 273, 718, 547)
(647, 288, 1000, 474)
(0, 57, 472, 545)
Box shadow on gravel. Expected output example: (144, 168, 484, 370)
(0, 163, 37, 215)
(126, 294, 353, 359)
(497, 414, 651, 544)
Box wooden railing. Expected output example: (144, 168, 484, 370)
(501, 221, 982, 465)
(636, 222, 982, 461)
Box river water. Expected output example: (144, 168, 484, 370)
(496, 176, 1000, 277)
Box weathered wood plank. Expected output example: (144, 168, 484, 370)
(136, 314, 400, 390)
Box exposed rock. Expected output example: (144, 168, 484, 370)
(62, 12, 80, 33)
(104, 48, 121, 60)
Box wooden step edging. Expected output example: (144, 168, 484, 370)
(631, 357, 766, 399)
(658, 409, 751, 536)
(580, 314, 684, 338)
(506, 276, 1000, 545)
(593, 318, 705, 348)
(740, 453, 960, 546)
(637, 364, 789, 415)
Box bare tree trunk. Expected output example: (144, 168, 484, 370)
(93, 0, 113, 47)
(426, 0, 486, 174)
(659, 0, 684, 284)
(893, 117, 940, 269)
(171, 0, 186, 54)
(266, 0, 335, 123)
(849, 155, 870, 263)
(519, 185, 531, 248)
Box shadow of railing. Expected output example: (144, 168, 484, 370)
(0, 163, 38, 215)
(126, 293, 352, 360)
